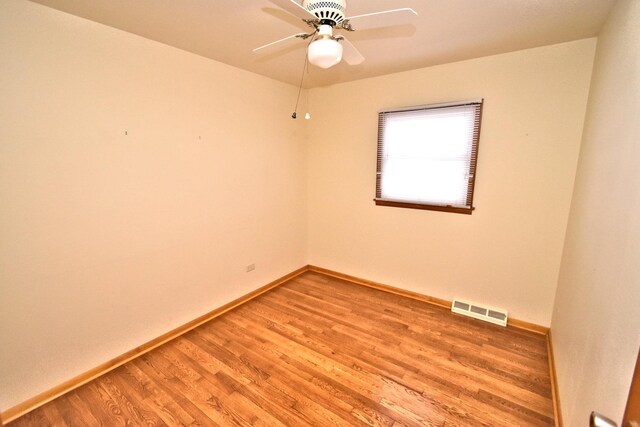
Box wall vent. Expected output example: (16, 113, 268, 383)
(451, 299, 508, 327)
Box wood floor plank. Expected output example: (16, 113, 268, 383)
(8, 271, 555, 426)
(121, 363, 198, 426)
(72, 382, 125, 426)
(129, 357, 219, 426)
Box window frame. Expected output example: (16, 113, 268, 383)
(374, 99, 484, 215)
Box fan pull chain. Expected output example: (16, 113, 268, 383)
(292, 36, 315, 119)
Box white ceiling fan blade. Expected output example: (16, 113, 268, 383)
(344, 8, 418, 30)
(253, 33, 307, 54)
(339, 37, 365, 65)
(268, 0, 316, 20)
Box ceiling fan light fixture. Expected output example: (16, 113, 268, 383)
(308, 38, 343, 69)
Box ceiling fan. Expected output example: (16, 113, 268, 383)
(254, 0, 418, 69)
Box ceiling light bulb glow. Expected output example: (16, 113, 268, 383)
(308, 38, 343, 69)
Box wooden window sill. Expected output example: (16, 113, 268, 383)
(374, 199, 474, 215)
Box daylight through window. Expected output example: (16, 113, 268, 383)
(375, 99, 483, 214)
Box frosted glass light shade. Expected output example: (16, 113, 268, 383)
(308, 38, 343, 69)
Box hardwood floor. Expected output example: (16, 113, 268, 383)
(9, 272, 555, 426)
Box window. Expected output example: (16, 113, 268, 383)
(375, 99, 483, 215)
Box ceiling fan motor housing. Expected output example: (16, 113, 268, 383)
(302, 0, 346, 25)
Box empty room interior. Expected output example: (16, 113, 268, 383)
(1, 0, 639, 426)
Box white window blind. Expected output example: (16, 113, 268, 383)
(375, 100, 483, 214)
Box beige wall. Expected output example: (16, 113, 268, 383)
(307, 39, 596, 326)
(0, 0, 307, 411)
(551, 0, 640, 424)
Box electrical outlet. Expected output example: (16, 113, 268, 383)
(246, 264, 255, 272)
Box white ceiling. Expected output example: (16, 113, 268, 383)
(28, 0, 616, 88)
